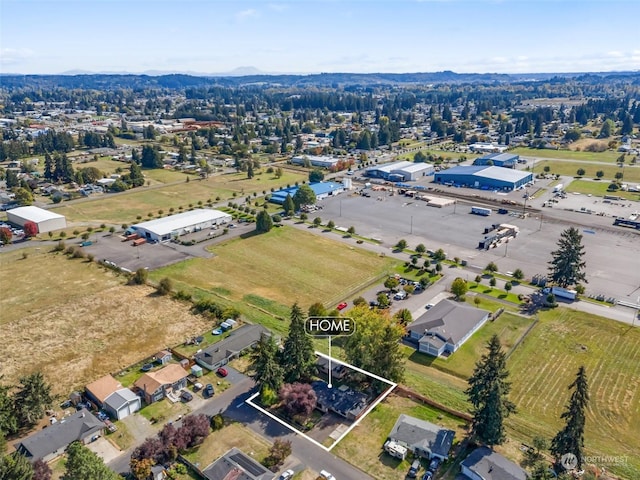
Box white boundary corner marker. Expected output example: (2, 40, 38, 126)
(245, 351, 397, 452)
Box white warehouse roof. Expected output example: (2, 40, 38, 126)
(7, 206, 65, 222)
(368, 160, 414, 173)
(133, 209, 231, 237)
(473, 166, 531, 182)
(395, 162, 433, 173)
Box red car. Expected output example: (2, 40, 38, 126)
(337, 302, 348, 311)
(217, 367, 228, 377)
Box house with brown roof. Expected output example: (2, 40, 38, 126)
(134, 364, 188, 404)
(85, 375, 141, 420)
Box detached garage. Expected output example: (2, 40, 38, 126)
(6, 206, 66, 233)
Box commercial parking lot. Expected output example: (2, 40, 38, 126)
(318, 185, 640, 302)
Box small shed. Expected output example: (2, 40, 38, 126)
(191, 365, 203, 378)
(155, 350, 173, 365)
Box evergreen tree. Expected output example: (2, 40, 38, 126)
(250, 333, 284, 394)
(465, 335, 516, 446)
(279, 303, 316, 383)
(548, 227, 587, 288)
(0, 452, 34, 480)
(255, 210, 273, 233)
(247, 162, 254, 179)
(0, 378, 18, 435)
(128, 161, 145, 188)
(283, 194, 295, 216)
(13, 372, 53, 427)
(62, 442, 119, 480)
(43, 153, 53, 181)
(550, 366, 589, 471)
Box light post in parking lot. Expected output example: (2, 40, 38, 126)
(410, 215, 413, 234)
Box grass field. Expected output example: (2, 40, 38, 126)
(0, 247, 210, 396)
(565, 179, 640, 201)
(505, 308, 640, 479)
(333, 394, 468, 480)
(510, 146, 624, 163)
(149, 226, 396, 319)
(533, 160, 640, 184)
(50, 169, 306, 225)
(405, 312, 535, 380)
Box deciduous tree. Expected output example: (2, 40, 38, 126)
(255, 210, 273, 233)
(279, 383, 317, 417)
(63, 442, 119, 480)
(451, 277, 468, 300)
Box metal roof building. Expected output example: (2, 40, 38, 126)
(130, 209, 231, 242)
(269, 181, 345, 204)
(366, 160, 433, 181)
(434, 165, 533, 191)
(291, 155, 340, 168)
(6, 206, 66, 233)
(473, 152, 520, 168)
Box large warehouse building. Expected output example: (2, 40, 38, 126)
(291, 155, 340, 169)
(473, 152, 520, 168)
(434, 165, 533, 191)
(269, 181, 345, 204)
(129, 209, 232, 242)
(365, 160, 433, 181)
(6, 206, 67, 233)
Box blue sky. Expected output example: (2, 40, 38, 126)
(1, 0, 639, 75)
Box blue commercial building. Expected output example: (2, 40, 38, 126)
(269, 181, 345, 204)
(434, 165, 533, 191)
(473, 152, 520, 168)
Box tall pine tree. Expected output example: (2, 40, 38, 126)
(279, 303, 315, 383)
(548, 227, 587, 288)
(465, 335, 516, 447)
(250, 333, 283, 394)
(550, 366, 589, 470)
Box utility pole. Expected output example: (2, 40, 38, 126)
(410, 215, 413, 234)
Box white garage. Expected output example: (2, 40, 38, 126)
(130, 209, 232, 242)
(6, 206, 67, 233)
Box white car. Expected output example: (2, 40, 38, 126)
(425, 303, 435, 310)
(279, 469, 295, 480)
(320, 470, 336, 480)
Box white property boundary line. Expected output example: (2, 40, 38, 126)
(245, 351, 397, 452)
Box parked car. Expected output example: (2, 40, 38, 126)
(408, 459, 421, 478)
(193, 383, 203, 392)
(204, 384, 214, 398)
(212, 328, 223, 335)
(425, 303, 435, 310)
(279, 469, 295, 480)
(421, 472, 433, 480)
(319, 470, 336, 480)
(337, 302, 348, 310)
(180, 391, 193, 402)
(217, 367, 228, 377)
(428, 457, 440, 473)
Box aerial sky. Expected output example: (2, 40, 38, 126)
(2, 0, 639, 75)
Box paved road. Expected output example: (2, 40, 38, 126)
(108, 372, 372, 480)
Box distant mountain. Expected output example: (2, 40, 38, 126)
(1, 70, 638, 90)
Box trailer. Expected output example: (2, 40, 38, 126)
(544, 286, 577, 301)
(553, 183, 564, 193)
(471, 206, 492, 216)
(132, 238, 146, 247)
(384, 440, 407, 460)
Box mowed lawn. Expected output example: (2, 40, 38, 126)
(0, 248, 209, 396)
(565, 179, 640, 201)
(333, 394, 467, 480)
(511, 146, 623, 163)
(150, 226, 395, 313)
(534, 160, 640, 183)
(506, 309, 640, 479)
(50, 169, 306, 225)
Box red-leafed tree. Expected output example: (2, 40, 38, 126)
(279, 382, 317, 417)
(23, 221, 38, 237)
(177, 413, 211, 448)
(33, 459, 52, 480)
(0, 227, 12, 244)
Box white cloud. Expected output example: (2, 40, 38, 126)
(0, 47, 34, 65)
(268, 3, 288, 12)
(236, 8, 259, 20)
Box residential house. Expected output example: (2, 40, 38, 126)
(461, 447, 529, 480)
(406, 300, 490, 357)
(202, 447, 272, 480)
(134, 363, 189, 404)
(14, 409, 104, 463)
(316, 357, 347, 380)
(85, 374, 141, 420)
(388, 414, 455, 460)
(194, 324, 269, 371)
(311, 381, 369, 421)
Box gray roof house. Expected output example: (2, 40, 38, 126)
(388, 414, 455, 460)
(85, 374, 141, 420)
(195, 324, 269, 371)
(461, 447, 529, 480)
(407, 300, 490, 357)
(14, 409, 104, 463)
(202, 447, 272, 480)
(312, 381, 370, 420)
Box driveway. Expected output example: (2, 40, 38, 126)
(87, 437, 121, 464)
